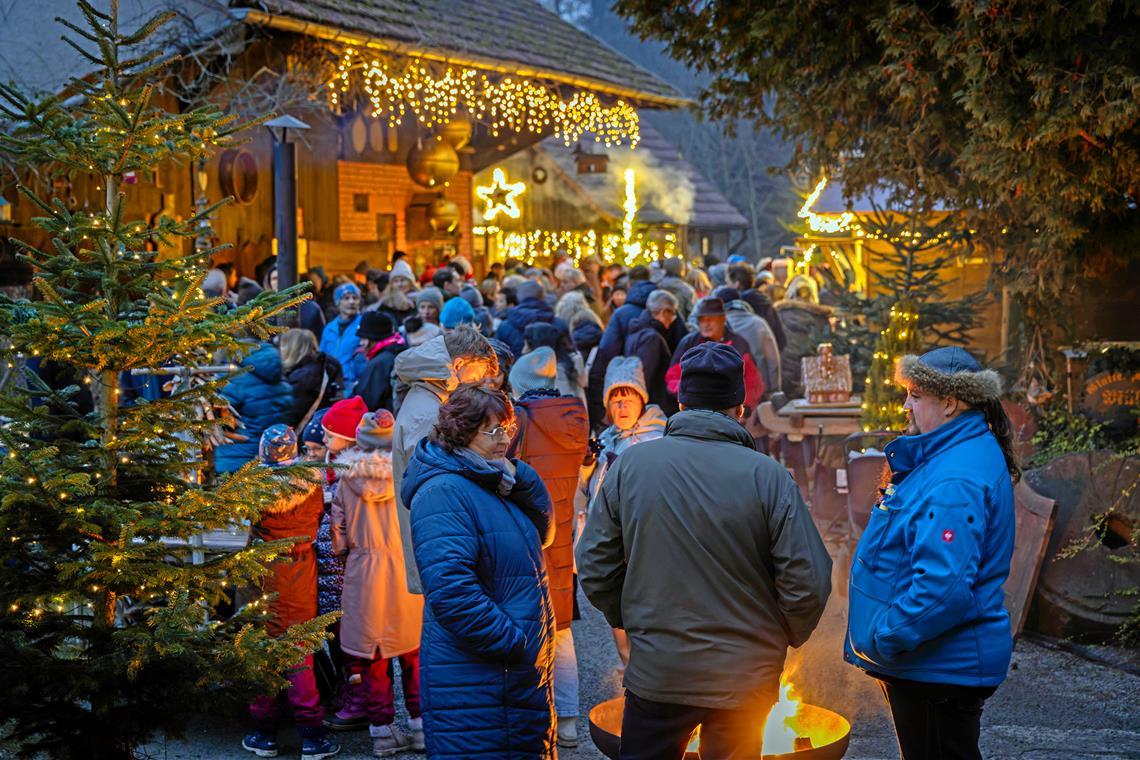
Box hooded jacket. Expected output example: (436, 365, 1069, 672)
(284, 351, 344, 428)
(355, 335, 406, 412)
(623, 311, 676, 416)
(724, 300, 782, 396)
(496, 297, 557, 356)
(253, 476, 324, 637)
(512, 391, 590, 630)
(741, 289, 787, 350)
(576, 410, 832, 709)
(216, 344, 294, 474)
(403, 441, 556, 759)
(845, 410, 1015, 687)
(331, 449, 423, 658)
(391, 336, 457, 593)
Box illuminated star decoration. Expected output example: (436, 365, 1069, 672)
(476, 168, 526, 221)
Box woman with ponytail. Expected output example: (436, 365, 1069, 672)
(845, 346, 1016, 760)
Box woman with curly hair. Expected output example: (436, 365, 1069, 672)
(401, 385, 556, 759)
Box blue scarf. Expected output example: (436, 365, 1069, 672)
(455, 447, 516, 496)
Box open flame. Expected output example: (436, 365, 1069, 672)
(683, 676, 834, 756)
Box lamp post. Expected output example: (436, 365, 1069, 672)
(264, 115, 310, 290)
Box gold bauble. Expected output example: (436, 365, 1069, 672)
(406, 137, 459, 188)
(440, 118, 473, 150)
(428, 196, 460, 232)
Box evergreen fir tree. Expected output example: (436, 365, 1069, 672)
(0, 3, 332, 756)
(861, 298, 923, 430)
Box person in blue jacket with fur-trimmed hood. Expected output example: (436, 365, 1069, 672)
(845, 346, 1020, 760)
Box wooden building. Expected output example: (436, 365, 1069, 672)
(0, 0, 683, 283)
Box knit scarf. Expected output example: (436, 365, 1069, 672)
(455, 447, 516, 496)
(366, 332, 405, 360)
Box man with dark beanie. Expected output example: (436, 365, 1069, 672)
(355, 311, 405, 412)
(577, 342, 832, 760)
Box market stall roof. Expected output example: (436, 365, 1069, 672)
(0, 0, 684, 108)
(232, 1, 686, 107)
(536, 122, 749, 229)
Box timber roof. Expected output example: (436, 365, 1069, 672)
(537, 123, 749, 230)
(0, 1, 681, 108)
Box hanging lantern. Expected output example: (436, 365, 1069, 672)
(440, 117, 473, 150)
(428, 196, 460, 233)
(406, 136, 459, 188)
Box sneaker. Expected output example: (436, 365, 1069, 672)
(298, 726, 340, 760)
(322, 710, 370, 731)
(369, 722, 410, 757)
(407, 717, 426, 752)
(557, 716, 579, 748)
(241, 730, 279, 758)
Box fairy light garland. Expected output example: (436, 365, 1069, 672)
(330, 48, 640, 148)
(799, 177, 961, 245)
(474, 227, 675, 266)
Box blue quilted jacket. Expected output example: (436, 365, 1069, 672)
(845, 410, 1015, 687)
(403, 440, 556, 759)
(215, 344, 293, 474)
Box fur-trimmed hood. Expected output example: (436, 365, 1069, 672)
(339, 449, 395, 503)
(260, 474, 323, 515)
(896, 347, 1003, 404)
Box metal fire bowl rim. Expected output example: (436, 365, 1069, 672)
(588, 696, 851, 760)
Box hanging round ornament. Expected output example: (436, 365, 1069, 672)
(440, 117, 473, 150)
(406, 136, 459, 188)
(427, 196, 460, 233)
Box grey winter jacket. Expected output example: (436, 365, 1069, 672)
(576, 409, 832, 709)
(725, 300, 782, 396)
(392, 335, 457, 593)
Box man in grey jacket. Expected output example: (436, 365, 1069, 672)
(391, 326, 498, 593)
(576, 342, 831, 760)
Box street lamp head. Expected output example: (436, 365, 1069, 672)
(264, 114, 311, 144)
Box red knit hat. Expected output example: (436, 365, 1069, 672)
(321, 396, 368, 441)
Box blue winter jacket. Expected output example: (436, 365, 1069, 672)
(403, 440, 557, 759)
(216, 344, 293, 474)
(845, 410, 1015, 687)
(495, 297, 560, 357)
(319, 314, 363, 388)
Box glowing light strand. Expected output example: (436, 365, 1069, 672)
(330, 48, 640, 148)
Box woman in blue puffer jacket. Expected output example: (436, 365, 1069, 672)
(215, 342, 293, 474)
(402, 384, 556, 759)
(845, 347, 1019, 760)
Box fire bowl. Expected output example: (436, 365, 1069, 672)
(588, 696, 851, 760)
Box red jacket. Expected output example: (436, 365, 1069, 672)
(511, 392, 590, 629)
(253, 478, 324, 637)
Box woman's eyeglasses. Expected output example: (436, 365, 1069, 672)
(479, 423, 518, 440)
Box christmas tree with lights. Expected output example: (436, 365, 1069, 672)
(0, 3, 331, 756)
(861, 299, 924, 430)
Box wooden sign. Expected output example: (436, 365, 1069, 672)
(1082, 370, 1140, 421)
(1005, 479, 1055, 638)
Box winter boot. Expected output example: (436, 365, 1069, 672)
(557, 716, 579, 748)
(241, 730, 279, 758)
(297, 726, 340, 760)
(369, 722, 410, 757)
(406, 717, 426, 752)
(322, 673, 369, 731)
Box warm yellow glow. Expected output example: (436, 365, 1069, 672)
(476, 168, 526, 221)
(331, 48, 640, 147)
(473, 225, 674, 266)
(799, 176, 858, 235)
(762, 679, 803, 754)
(622, 168, 643, 266)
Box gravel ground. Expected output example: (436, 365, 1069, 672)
(142, 540, 1140, 760)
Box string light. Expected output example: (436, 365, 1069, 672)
(474, 227, 674, 266)
(799, 177, 959, 245)
(331, 49, 640, 148)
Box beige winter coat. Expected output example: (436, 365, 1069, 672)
(331, 450, 424, 658)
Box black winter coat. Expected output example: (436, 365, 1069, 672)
(741, 289, 788, 351)
(496, 297, 560, 356)
(356, 342, 406, 412)
(284, 352, 344, 428)
(623, 312, 676, 416)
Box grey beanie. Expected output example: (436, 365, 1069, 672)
(604, 355, 649, 406)
(896, 346, 1003, 405)
(509, 347, 558, 395)
(415, 286, 444, 312)
(517, 280, 545, 302)
(459, 284, 483, 308)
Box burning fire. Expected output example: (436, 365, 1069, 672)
(684, 676, 839, 756)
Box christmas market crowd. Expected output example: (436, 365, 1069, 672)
(2, 250, 1021, 760)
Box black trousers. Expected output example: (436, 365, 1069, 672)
(875, 675, 997, 760)
(619, 689, 776, 760)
